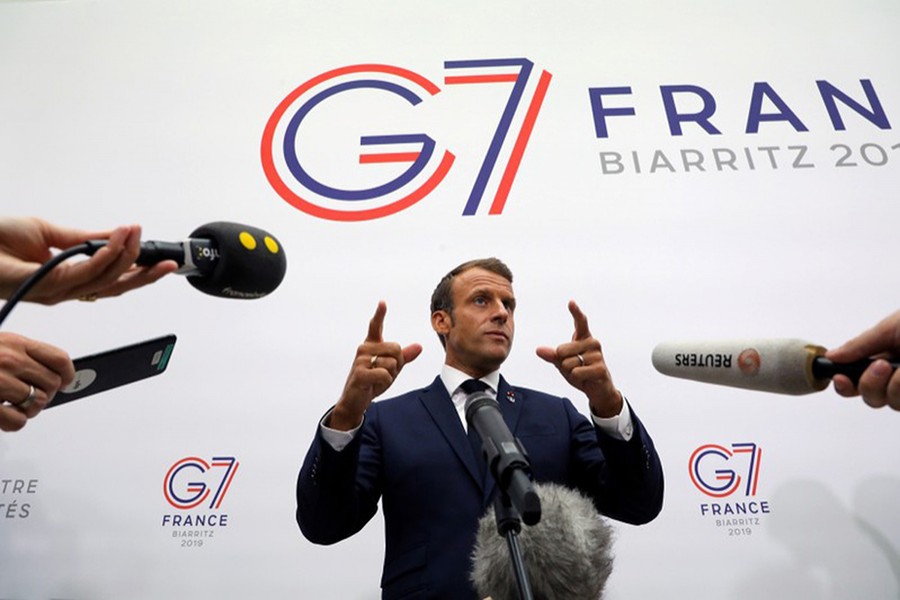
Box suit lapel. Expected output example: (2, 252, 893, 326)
(417, 375, 526, 500)
(418, 376, 483, 487)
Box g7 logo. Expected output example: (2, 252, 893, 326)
(261, 58, 552, 221)
(163, 456, 239, 510)
(689, 443, 762, 498)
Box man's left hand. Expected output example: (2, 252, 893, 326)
(536, 300, 623, 418)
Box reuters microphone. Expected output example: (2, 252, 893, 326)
(88, 221, 287, 299)
(471, 483, 614, 600)
(652, 338, 900, 395)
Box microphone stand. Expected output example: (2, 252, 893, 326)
(492, 491, 534, 600)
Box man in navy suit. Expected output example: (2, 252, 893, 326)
(296, 258, 664, 599)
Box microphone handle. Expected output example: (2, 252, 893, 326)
(85, 239, 191, 268)
(812, 356, 900, 385)
(135, 241, 191, 266)
(87, 239, 220, 276)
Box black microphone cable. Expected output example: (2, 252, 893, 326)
(0, 241, 102, 328)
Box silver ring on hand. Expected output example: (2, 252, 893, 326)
(576, 354, 585, 367)
(369, 355, 379, 368)
(16, 384, 37, 410)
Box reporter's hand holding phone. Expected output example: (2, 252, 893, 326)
(0, 332, 74, 431)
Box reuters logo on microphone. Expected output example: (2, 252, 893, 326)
(737, 348, 761, 376)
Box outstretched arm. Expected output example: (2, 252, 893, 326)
(0, 217, 176, 304)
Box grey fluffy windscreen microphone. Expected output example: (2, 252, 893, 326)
(652, 338, 900, 395)
(471, 483, 614, 600)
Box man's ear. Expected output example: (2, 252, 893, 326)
(431, 310, 451, 336)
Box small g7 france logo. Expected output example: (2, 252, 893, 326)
(261, 58, 551, 221)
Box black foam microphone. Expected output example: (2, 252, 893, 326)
(91, 222, 287, 299)
(465, 391, 541, 526)
(471, 483, 615, 600)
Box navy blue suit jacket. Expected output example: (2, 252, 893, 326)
(297, 376, 664, 599)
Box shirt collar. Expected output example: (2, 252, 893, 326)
(440, 364, 500, 397)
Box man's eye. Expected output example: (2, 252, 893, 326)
(474, 297, 487, 305)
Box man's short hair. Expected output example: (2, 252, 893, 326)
(430, 258, 513, 347)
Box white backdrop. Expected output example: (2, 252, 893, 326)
(1, 1, 899, 598)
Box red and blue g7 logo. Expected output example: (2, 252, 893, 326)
(689, 443, 762, 498)
(163, 456, 239, 510)
(261, 58, 552, 221)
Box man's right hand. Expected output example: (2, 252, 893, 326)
(329, 301, 422, 431)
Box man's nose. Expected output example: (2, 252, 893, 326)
(491, 301, 509, 321)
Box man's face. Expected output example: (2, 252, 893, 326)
(432, 267, 516, 378)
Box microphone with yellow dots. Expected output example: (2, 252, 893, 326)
(134, 221, 287, 299)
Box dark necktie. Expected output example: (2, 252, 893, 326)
(460, 379, 490, 482)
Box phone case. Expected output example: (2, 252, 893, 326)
(48, 334, 177, 408)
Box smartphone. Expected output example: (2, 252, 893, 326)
(48, 334, 177, 408)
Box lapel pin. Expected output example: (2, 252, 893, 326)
(506, 390, 516, 403)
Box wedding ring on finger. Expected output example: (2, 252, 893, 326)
(369, 355, 379, 369)
(16, 384, 38, 410)
(78, 293, 99, 302)
(576, 354, 586, 367)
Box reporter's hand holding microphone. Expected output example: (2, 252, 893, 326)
(0, 217, 177, 431)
